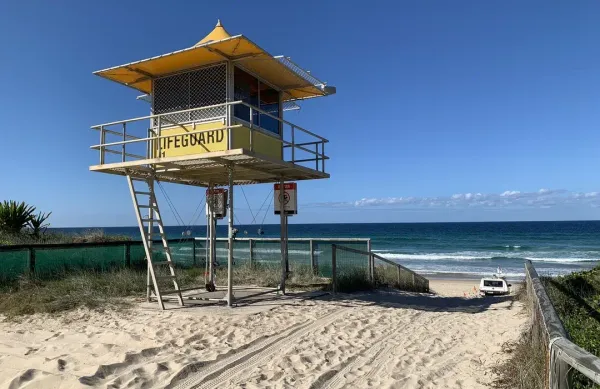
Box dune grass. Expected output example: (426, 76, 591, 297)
(0, 229, 131, 245)
(492, 283, 545, 389)
(541, 269, 600, 389)
(495, 268, 600, 389)
(0, 258, 428, 318)
(0, 269, 147, 318)
(0, 263, 329, 318)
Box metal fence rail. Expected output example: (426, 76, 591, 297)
(525, 260, 600, 388)
(332, 244, 429, 294)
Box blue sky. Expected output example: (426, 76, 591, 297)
(1, 1, 599, 227)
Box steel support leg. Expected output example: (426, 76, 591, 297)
(227, 165, 234, 307)
(280, 177, 287, 295)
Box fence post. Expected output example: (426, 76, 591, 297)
(550, 347, 572, 389)
(368, 253, 374, 283)
(249, 239, 254, 267)
(28, 247, 36, 275)
(397, 266, 401, 286)
(332, 244, 337, 295)
(412, 273, 416, 289)
(192, 239, 197, 266)
(310, 239, 316, 275)
(367, 239, 373, 282)
(124, 243, 131, 268)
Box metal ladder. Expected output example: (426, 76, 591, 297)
(127, 175, 184, 310)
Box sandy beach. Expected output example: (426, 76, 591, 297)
(0, 280, 525, 389)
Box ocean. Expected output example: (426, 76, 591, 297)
(53, 221, 600, 279)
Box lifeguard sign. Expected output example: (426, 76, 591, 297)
(274, 183, 298, 215)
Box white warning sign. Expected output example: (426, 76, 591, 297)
(274, 183, 297, 215)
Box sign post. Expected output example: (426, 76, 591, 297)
(275, 182, 297, 291)
(205, 187, 228, 291)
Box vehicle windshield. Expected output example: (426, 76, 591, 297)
(484, 280, 504, 288)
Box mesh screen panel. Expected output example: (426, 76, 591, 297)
(153, 64, 227, 126)
(34, 246, 127, 278)
(0, 250, 29, 282)
(0, 240, 372, 286)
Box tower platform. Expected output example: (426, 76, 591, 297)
(90, 148, 328, 187)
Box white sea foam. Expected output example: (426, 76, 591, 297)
(215, 247, 323, 255)
(416, 269, 526, 278)
(375, 251, 599, 263)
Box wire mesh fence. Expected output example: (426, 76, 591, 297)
(332, 245, 429, 294)
(0, 239, 200, 283)
(0, 238, 372, 286)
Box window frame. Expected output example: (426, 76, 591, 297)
(233, 64, 283, 138)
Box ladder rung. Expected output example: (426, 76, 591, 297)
(138, 205, 155, 209)
(149, 246, 169, 251)
(153, 289, 182, 296)
(141, 218, 154, 222)
(135, 191, 152, 195)
(130, 177, 148, 182)
(154, 261, 174, 266)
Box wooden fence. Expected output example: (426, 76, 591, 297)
(525, 260, 600, 388)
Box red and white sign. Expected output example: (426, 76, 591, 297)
(274, 183, 297, 215)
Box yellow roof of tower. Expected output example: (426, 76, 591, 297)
(196, 19, 231, 45)
(94, 21, 335, 101)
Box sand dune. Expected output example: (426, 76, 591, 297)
(0, 280, 524, 389)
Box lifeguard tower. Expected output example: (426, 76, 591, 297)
(90, 21, 335, 309)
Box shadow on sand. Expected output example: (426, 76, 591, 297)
(169, 287, 516, 315)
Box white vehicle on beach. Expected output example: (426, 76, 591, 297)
(479, 268, 511, 296)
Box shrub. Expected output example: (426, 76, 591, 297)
(0, 201, 36, 234)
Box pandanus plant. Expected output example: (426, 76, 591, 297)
(29, 211, 52, 237)
(0, 200, 36, 234)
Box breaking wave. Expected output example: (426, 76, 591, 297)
(375, 251, 599, 263)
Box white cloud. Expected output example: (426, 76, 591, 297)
(312, 189, 600, 210)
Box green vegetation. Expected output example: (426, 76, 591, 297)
(28, 211, 52, 237)
(0, 260, 427, 318)
(0, 200, 130, 245)
(0, 228, 131, 245)
(0, 269, 147, 317)
(493, 284, 545, 389)
(495, 269, 600, 389)
(0, 201, 38, 234)
(542, 269, 600, 389)
(374, 264, 429, 292)
(0, 263, 328, 318)
(335, 267, 374, 292)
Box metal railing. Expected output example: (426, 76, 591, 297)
(525, 260, 600, 388)
(331, 244, 429, 294)
(90, 101, 329, 172)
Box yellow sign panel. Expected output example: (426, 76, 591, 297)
(153, 120, 228, 158)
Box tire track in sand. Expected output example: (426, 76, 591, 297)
(168, 307, 350, 389)
(320, 310, 452, 389)
(350, 311, 453, 388)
